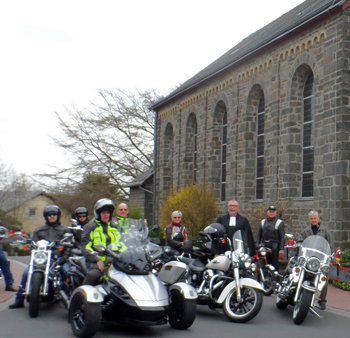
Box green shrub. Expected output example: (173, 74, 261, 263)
(330, 279, 350, 291)
(340, 249, 350, 263)
(159, 183, 217, 238)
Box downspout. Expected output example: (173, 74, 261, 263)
(152, 110, 158, 225)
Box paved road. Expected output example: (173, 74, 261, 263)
(1, 292, 349, 338)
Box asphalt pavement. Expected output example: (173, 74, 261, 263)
(1, 257, 350, 314)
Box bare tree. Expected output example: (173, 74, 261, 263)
(47, 88, 162, 196)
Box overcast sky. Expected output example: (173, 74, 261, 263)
(0, 0, 305, 177)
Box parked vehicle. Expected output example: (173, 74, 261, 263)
(177, 228, 264, 323)
(255, 243, 280, 295)
(25, 233, 74, 318)
(68, 227, 197, 338)
(275, 234, 334, 324)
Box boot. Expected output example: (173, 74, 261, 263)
(5, 284, 17, 292)
(317, 301, 326, 310)
(9, 300, 24, 309)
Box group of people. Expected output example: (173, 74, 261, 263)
(7, 199, 141, 309)
(165, 199, 333, 311)
(3, 197, 333, 312)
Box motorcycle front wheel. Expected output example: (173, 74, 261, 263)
(29, 272, 43, 318)
(293, 289, 313, 325)
(223, 286, 263, 323)
(69, 292, 101, 338)
(169, 289, 196, 329)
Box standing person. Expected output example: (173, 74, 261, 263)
(114, 203, 147, 234)
(81, 199, 126, 286)
(165, 211, 188, 252)
(257, 205, 285, 271)
(9, 205, 69, 309)
(299, 210, 333, 310)
(72, 207, 89, 244)
(0, 248, 17, 291)
(214, 199, 255, 256)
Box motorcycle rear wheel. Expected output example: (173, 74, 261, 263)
(69, 292, 101, 338)
(258, 268, 275, 296)
(293, 289, 313, 325)
(29, 272, 43, 318)
(223, 286, 263, 323)
(169, 289, 196, 329)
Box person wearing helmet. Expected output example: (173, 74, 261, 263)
(72, 207, 89, 244)
(75, 207, 89, 226)
(213, 199, 255, 257)
(9, 205, 69, 309)
(165, 211, 188, 252)
(81, 198, 126, 286)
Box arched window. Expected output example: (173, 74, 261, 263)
(256, 95, 265, 199)
(221, 110, 227, 201)
(193, 122, 198, 183)
(302, 73, 314, 197)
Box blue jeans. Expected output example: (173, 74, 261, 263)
(15, 266, 29, 303)
(0, 249, 14, 285)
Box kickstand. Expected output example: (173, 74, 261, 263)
(309, 306, 324, 318)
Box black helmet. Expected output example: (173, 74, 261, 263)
(204, 223, 226, 239)
(43, 205, 61, 223)
(75, 207, 88, 218)
(94, 198, 115, 221)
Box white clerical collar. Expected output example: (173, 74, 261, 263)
(229, 216, 236, 226)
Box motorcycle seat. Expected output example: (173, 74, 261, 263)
(188, 259, 206, 273)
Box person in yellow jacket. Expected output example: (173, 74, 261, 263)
(81, 198, 125, 286)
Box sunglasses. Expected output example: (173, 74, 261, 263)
(47, 213, 58, 217)
(118, 209, 128, 211)
(78, 215, 87, 218)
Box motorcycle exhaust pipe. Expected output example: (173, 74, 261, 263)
(60, 290, 70, 309)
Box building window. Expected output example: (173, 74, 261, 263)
(193, 122, 198, 183)
(302, 73, 314, 197)
(256, 95, 265, 199)
(221, 110, 227, 201)
(29, 207, 36, 216)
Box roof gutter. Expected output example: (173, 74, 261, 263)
(150, 0, 345, 111)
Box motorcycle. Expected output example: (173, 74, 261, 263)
(68, 227, 197, 338)
(275, 234, 334, 324)
(24, 233, 74, 318)
(255, 242, 280, 295)
(178, 229, 264, 323)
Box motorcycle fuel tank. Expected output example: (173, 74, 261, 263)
(108, 267, 169, 307)
(206, 255, 230, 271)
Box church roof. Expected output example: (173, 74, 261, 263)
(151, 0, 346, 110)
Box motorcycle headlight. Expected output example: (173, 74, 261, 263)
(306, 257, 320, 272)
(259, 247, 268, 256)
(34, 252, 47, 265)
(243, 255, 252, 268)
(320, 265, 330, 274)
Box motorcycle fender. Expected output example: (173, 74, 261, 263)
(169, 282, 197, 300)
(216, 278, 265, 304)
(301, 280, 316, 293)
(69, 285, 104, 306)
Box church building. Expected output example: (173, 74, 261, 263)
(150, 0, 350, 249)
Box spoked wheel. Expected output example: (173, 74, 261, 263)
(169, 289, 196, 329)
(29, 272, 43, 318)
(223, 286, 263, 323)
(258, 268, 275, 296)
(293, 289, 313, 325)
(69, 292, 101, 338)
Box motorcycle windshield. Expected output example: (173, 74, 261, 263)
(299, 235, 331, 262)
(232, 230, 248, 254)
(108, 228, 152, 275)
